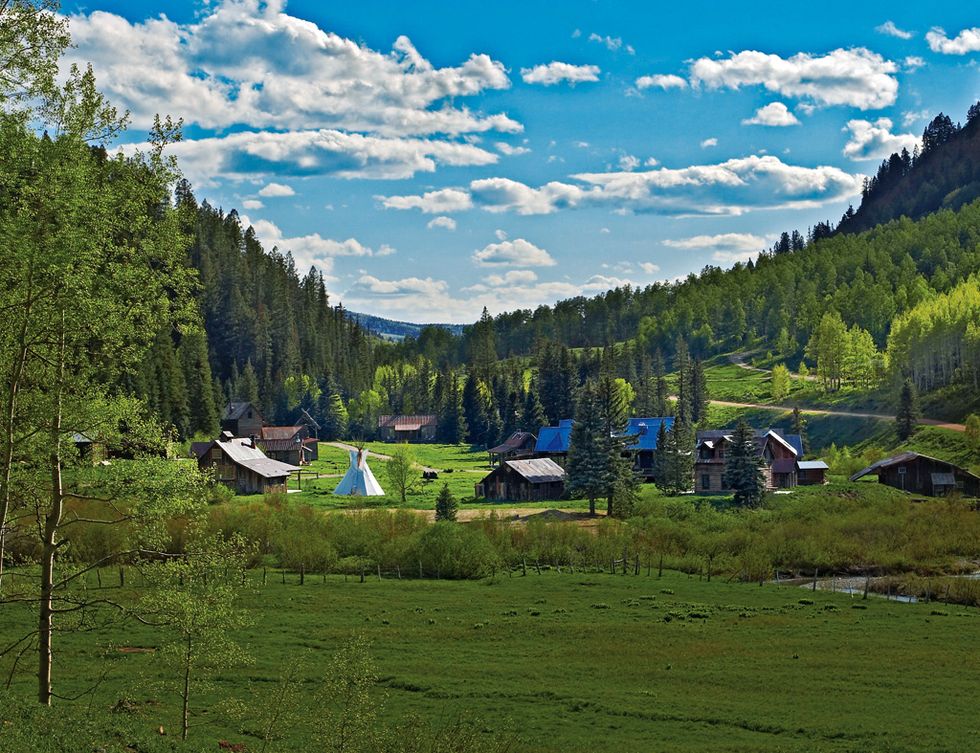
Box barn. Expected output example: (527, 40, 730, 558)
(475, 458, 566, 502)
(850, 452, 980, 497)
(488, 431, 537, 465)
(377, 414, 437, 442)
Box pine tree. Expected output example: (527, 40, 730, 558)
(237, 360, 260, 406)
(674, 338, 692, 424)
(791, 406, 809, 456)
(896, 379, 919, 440)
(657, 421, 693, 496)
(318, 390, 348, 441)
(566, 382, 606, 516)
(436, 373, 467, 444)
(462, 375, 488, 445)
(179, 329, 219, 437)
(521, 387, 547, 433)
(723, 420, 766, 508)
(690, 358, 709, 424)
(434, 484, 458, 522)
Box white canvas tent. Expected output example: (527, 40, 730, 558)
(333, 449, 385, 496)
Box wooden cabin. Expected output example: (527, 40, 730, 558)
(256, 425, 318, 464)
(695, 428, 804, 493)
(377, 414, 437, 442)
(796, 460, 829, 486)
(850, 452, 980, 497)
(221, 401, 264, 439)
(475, 458, 566, 502)
(198, 431, 298, 495)
(621, 417, 674, 480)
(488, 431, 537, 465)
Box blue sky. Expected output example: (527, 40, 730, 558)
(61, 1, 980, 323)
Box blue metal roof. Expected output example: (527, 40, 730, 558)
(785, 433, 804, 457)
(622, 417, 675, 451)
(558, 419, 574, 428)
(534, 424, 572, 453)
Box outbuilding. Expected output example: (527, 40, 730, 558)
(850, 452, 980, 497)
(475, 458, 566, 502)
(198, 431, 298, 495)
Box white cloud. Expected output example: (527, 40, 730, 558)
(701, 138, 718, 148)
(635, 74, 688, 90)
(639, 262, 660, 274)
(902, 109, 930, 128)
(135, 129, 499, 186)
(742, 102, 800, 127)
(485, 270, 538, 286)
(618, 154, 640, 171)
(599, 227, 611, 234)
(690, 48, 899, 110)
(380, 188, 474, 213)
(241, 199, 265, 209)
(384, 155, 863, 218)
(495, 142, 531, 156)
(258, 182, 295, 197)
(242, 216, 395, 274)
(903, 56, 925, 72)
(472, 238, 556, 267)
(426, 216, 457, 231)
(926, 26, 980, 54)
(664, 233, 768, 253)
(64, 3, 518, 137)
(842, 118, 919, 161)
(494, 229, 508, 241)
(876, 21, 913, 40)
(521, 61, 600, 86)
(587, 33, 634, 54)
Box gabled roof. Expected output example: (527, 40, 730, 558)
(223, 401, 263, 422)
(300, 408, 321, 430)
(257, 438, 309, 453)
(534, 424, 572, 454)
(696, 428, 801, 458)
(849, 452, 979, 482)
(504, 458, 566, 484)
(488, 431, 536, 455)
(208, 436, 298, 479)
(190, 441, 212, 459)
(622, 417, 674, 451)
(378, 414, 437, 430)
(259, 426, 303, 441)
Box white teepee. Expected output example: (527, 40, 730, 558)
(333, 449, 385, 496)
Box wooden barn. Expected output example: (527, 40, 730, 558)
(377, 414, 437, 442)
(475, 458, 566, 502)
(850, 452, 980, 497)
(198, 431, 298, 495)
(256, 425, 318, 465)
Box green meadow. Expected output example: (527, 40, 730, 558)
(2, 570, 978, 753)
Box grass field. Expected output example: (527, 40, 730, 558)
(2, 571, 978, 752)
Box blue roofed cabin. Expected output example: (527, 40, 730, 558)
(621, 417, 675, 480)
(533, 420, 573, 465)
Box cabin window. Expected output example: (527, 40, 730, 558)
(701, 474, 711, 490)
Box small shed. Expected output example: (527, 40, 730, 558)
(850, 452, 980, 497)
(488, 431, 537, 465)
(796, 460, 829, 486)
(476, 458, 566, 502)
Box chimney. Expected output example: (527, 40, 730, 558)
(249, 434, 257, 448)
(219, 430, 233, 442)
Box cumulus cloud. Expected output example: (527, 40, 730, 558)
(618, 154, 640, 171)
(348, 275, 447, 297)
(241, 216, 394, 274)
(495, 142, 531, 156)
(485, 270, 538, 286)
(587, 33, 634, 54)
(842, 118, 920, 160)
(521, 62, 600, 86)
(700, 138, 718, 149)
(926, 26, 980, 55)
(690, 48, 899, 110)
(472, 238, 556, 267)
(664, 233, 768, 253)
(258, 182, 295, 197)
(635, 74, 688, 90)
(742, 102, 800, 126)
(903, 56, 925, 72)
(241, 199, 264, 209)
(876, 21, 913, 40)
(64, 3, 517, 136)
(639, 262, 660, 274)
(380, 188, 474, 213)
(127, 129, 498, 186)
(383, 155, 862, 218)
(426, 216, 457, 231)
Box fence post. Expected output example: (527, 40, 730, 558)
(300, 564, 305, 586)
(262, 567, 267, 586)
(812, 568, 818, 591)
(118, 567, 125, 588)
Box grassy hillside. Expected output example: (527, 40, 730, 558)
(2, 572, 978, 753)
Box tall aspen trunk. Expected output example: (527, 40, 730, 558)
(182, 634, 192, 740)
(37, 313, 64, 706)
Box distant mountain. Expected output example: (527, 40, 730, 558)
(347, 311, 466, 341)
(837, 105, 980, 235)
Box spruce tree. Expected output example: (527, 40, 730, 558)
(723, 420, 766, 508)
(462, 375, 488, 445)
(566, 382, 606, 516)
(179, 329, 219, 437)
(690, 358, 709, 424)
(674, 338, 692, 424)
(521, 387, 547, 433)
(896, 379, 919, 440)
(791, 406, 809, 455)
(434, 484, 458, 522)
(318, 388, 348, 441)
(436, 374, 467, 444)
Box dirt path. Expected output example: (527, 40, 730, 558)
(729, 351, 818, 381)
(706, 398, 966, 432)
